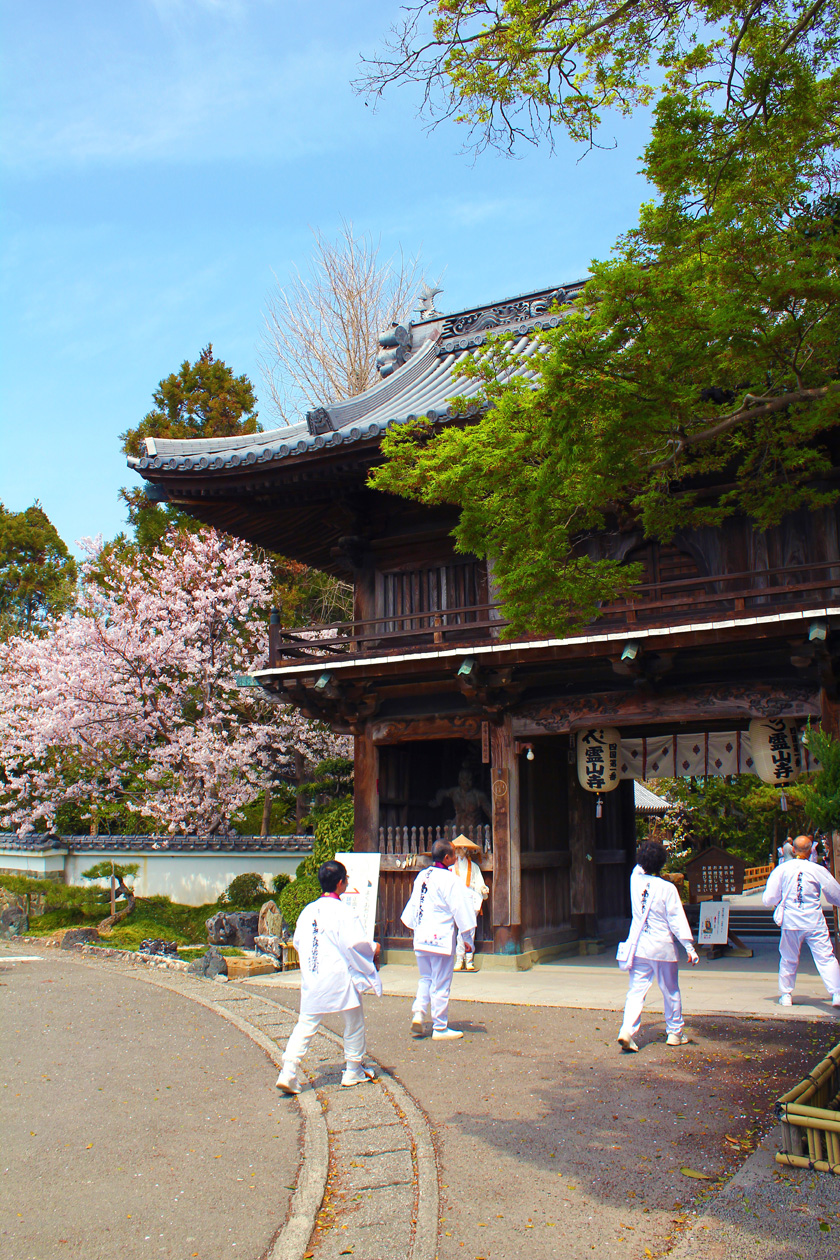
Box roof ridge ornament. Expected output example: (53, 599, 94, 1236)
(416, 281, 444, 319)
(306, 406, 335, 435)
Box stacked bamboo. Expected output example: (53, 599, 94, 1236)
(776, 1041, 840, 1173)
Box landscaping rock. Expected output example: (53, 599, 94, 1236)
(0, 906, 28, 938)
(187, 946, 228, 978)
(205, 911, 259, 949)
(257, 900, 287, 938)
(254, 933, 283, 961)
(139, 939, 179, 956)
(60, 927, 101, 948)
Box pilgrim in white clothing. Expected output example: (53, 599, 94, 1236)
(402, 848, 476, 1035)
(452, 838, 489, 969)
(618, 856, 698, 1050)
(762, 837, 840, 1002)
(279, 889, 382, 1087)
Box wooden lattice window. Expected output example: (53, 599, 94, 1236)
(380, 560, 480, 630)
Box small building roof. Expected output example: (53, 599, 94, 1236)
(634, 781, 671, 814)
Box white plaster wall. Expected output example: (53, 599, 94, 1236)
(0, 852, 67, 878)
(0, 848, 303, 906)
(64, 851, 303, 906)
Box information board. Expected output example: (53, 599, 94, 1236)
(684, 846, 746, 902)
(340, 852, 381, 942)
(697, 900, 730, 947)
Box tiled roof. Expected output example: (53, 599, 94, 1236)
(128, 281, 585, 478)
(633, 782, 671, 814)
(0, 833, 314, 853)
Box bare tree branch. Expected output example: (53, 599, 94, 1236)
(259, 221, 421, 422)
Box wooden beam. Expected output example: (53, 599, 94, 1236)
(370, 715, 483, 743)
(513, 681, 819, 735)
(353, 732, 378, 853)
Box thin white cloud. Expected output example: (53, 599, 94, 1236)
(0, 6, 391, 171)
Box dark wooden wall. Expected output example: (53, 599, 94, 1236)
(519, 736, 573, 947)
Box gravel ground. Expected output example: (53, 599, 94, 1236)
(305, 995, 840, 1260)
(0, 952, 300, 1260)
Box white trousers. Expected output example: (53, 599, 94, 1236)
(455, 934, 475, 963)
(779, 925, 840, 997)
(282, 1004, 366, 1072)
(413, 949, 456, 1032)
(620, 958, 684, 1038)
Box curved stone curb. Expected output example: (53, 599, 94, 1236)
(300, 1016, 439, 1260)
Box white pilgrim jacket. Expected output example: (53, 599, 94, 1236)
(630, 865, 696, 963)
(293, 895, 382, 1015)
(453, 855, 489, 915)
(763, 860, 840, 931)
(401, 864, 477, 956)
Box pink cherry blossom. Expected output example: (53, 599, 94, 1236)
(0, 529, 347, 835)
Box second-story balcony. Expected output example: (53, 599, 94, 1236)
(268, 558, 840, 669)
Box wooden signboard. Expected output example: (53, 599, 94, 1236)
(684, 846, 746, 903)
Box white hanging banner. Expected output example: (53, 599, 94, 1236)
(577, 728, 621, 794)
(748, 717, 802, 785)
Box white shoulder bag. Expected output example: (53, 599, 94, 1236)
(616, 881, 658, 972)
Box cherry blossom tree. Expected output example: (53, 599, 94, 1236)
(0, 529, 347, 835)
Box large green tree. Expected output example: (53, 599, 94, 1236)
(366, 1, 840, 636)
(120, 345, 260, 550)
(0, 502, 77, 638)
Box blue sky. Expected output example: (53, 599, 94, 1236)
(1, 0, 654, 553)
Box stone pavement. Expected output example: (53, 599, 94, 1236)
(3, 939, 840, 1260)
(252, 936, 840, 1022)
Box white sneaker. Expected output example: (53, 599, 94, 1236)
(832, 994, 840, 1008)
(453, 959, 465, 972)
(410, 1014, 426, 1037)
(464, 962, 477, 972)
(431, 1028, 463, 1040)
(778, 993, 793, 1007)
(341, 1066, 376, 1088)
(275, 1068, 301, 1094)
(666, 1032, 690, 1047)
(617, 1031, 639, 1053)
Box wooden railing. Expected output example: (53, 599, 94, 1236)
(743, 862, 775, 890)
(377, 823, 492, 854)
(268, 559, 840, 666)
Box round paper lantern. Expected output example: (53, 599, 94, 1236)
(748, 717, 802, 785)
(577, 728, 621, 794)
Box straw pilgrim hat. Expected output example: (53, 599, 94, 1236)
(452, 834, 482, 852)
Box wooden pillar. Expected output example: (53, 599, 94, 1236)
(820, 687, 840, 739)
(820, 689, 840, 952)
(567, 761, 599, 938)
(353, 730, 378, 853)
(490, 716, 521, 951)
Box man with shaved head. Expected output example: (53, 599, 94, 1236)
(763, 834, 840, 1008)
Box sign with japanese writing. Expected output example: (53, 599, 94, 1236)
(340, 852, 381, 942)
(577, 728, 621, 794)
(685, 846, 746, 901)
(697, 900, 730, 946)
(749, 717, 802, 785)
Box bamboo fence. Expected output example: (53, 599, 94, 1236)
(776, 1041, 840, 1173)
